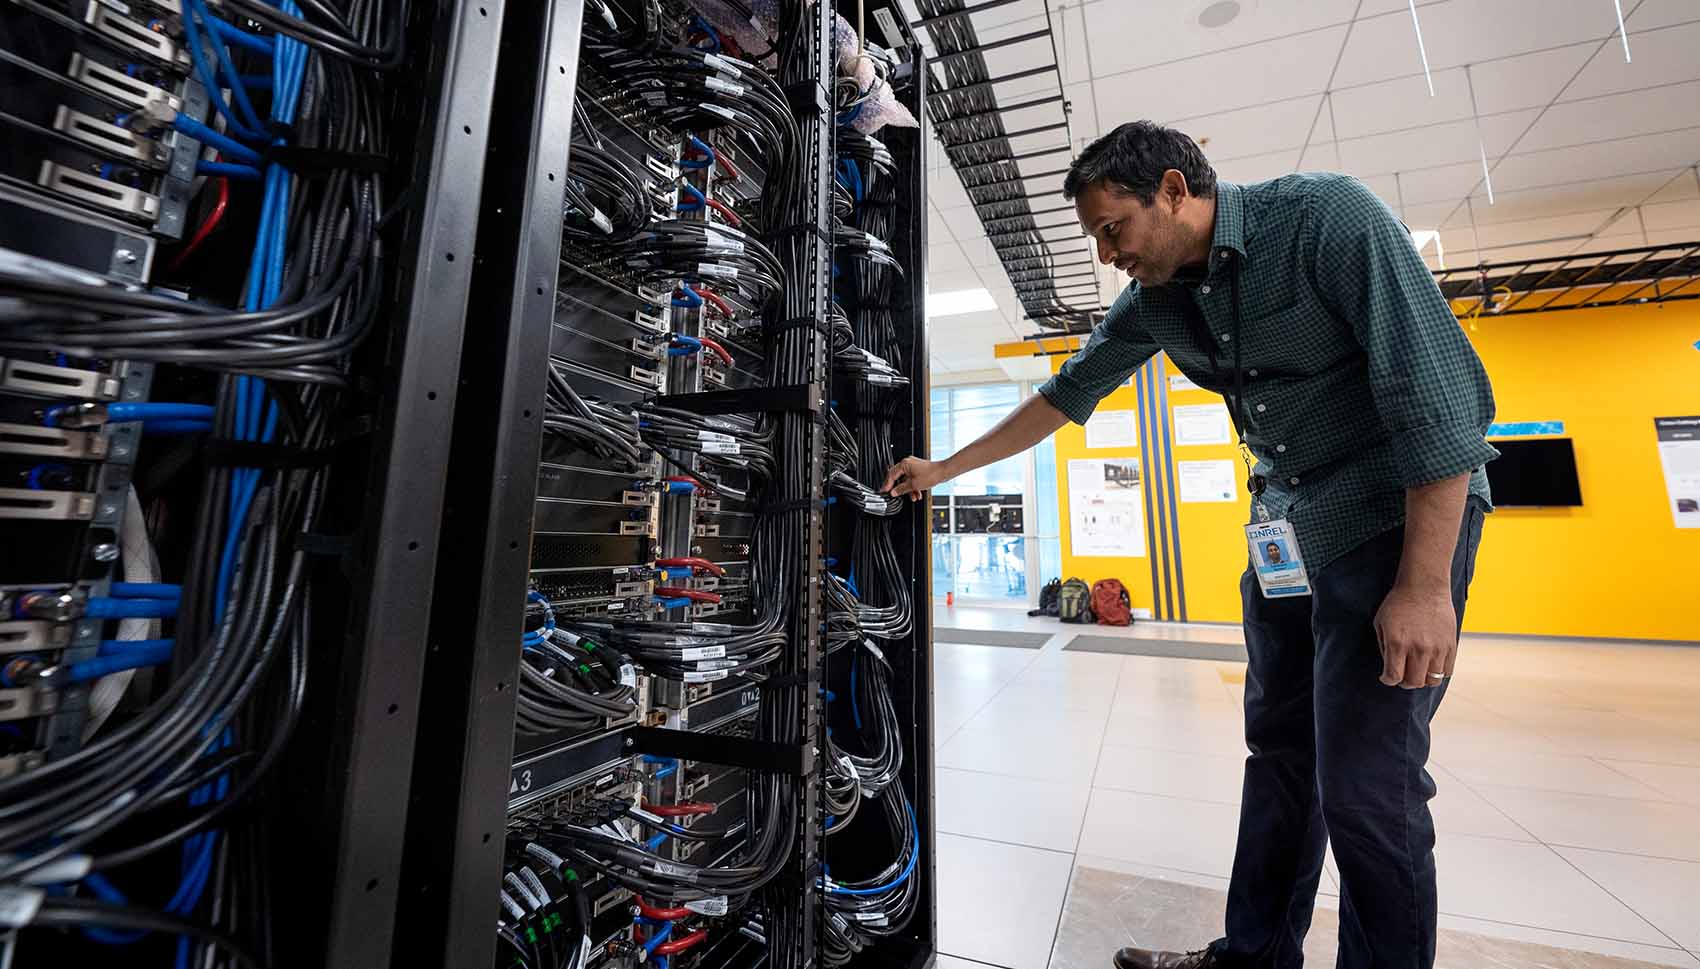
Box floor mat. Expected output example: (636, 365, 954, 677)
(934, 627, 1050, 648)
(1063, 633, 1247, 661)
(1050, 864, 1681, 969)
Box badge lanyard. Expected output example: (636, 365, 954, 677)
(1177, 254, 1268, 518)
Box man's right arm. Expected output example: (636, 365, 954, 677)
(882, 393, 1070, 499)
(883, 287, 1158, 499)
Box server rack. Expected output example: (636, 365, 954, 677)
(396, 2, 937, 969)
(0, 0, 508, 965)
(2, 0, 933, 964)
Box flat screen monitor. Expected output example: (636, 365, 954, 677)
(1485, 438, 1583, 507)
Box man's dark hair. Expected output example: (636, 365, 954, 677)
(1063, 121, 1218, 203)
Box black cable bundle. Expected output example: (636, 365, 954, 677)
(0, 0, 404, 960)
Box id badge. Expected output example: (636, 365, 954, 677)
(1245, 518, 1312, 598)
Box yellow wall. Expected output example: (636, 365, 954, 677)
(1050, 368, 1156, 612)
(1015, 299, 1700, 642)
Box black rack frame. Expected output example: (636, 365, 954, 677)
(382, 3, 936, 969)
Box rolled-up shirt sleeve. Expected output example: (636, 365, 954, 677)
(1306, 177, 1499, 486)
(1036, 285, 1160, 425)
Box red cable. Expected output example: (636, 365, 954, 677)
(168, 177, 230, 271)
(653, 929, 710, 955)
(654, 587, 722, 604)
(695, 286, 736, 320)
(696, 336, 734, 366)
(715, 151, 742, 181)
(705, 197, 742, 227)
(655, 557, 725, 577)
(635, 897, 691, 921)
(642, 801, 716, 817)
(665, 475, 713, 494)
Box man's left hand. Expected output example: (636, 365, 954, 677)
(1373, 584, 1458, 689)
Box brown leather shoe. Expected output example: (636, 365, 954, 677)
(1112, 946, 1218, 969)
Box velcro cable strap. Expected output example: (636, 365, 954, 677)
(764, 223, 834, 247)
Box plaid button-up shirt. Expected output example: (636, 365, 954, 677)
(1038, 174, 1497, 570)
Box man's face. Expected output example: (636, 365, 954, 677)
(1076, 176, 1197, 287)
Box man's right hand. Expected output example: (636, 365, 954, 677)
(882, 456, 949, 501)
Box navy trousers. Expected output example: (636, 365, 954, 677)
(1213, 501, 1486, 969)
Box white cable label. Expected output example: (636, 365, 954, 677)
(860, 639, 888, 665)
(683, 670, 729, 683)
(863, 496, 888, 514)
(698, 430, 735, 444)
(701, 440, 742, 455)
(0, 854, 92, 885)
(695, 659, 738, 671)
(680, 645, 727, 661)
(0, 886, 44, 927)
(650, 860, 699, 882)
(704, 77, 747, 98)
(853, 911, 888, 923)
(619, 663, 638, 689)
(696, 263, 739, 279)
(686, 895, 730, 916)
(699, 102, 736, 121)
(701, 54, 743, 79)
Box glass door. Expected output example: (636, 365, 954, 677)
(929, 383, 1029, 603)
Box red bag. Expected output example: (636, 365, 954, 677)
(1090, 578, 1133, 626)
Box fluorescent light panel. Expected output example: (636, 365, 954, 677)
(927, 288, 998, 317)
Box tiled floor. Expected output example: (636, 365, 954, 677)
(929, 604, 1700, 969)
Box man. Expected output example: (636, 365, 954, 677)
(883, 121, 1495, 969)
(1264, 541, 1283, 565)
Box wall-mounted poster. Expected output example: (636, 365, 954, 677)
(1067, 459, 1146, 557)
(1654, 416, 1700, 528)
(1084, 409, 1138, 449)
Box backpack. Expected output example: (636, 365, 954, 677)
(1028, 578, 1062, 618)
(1091, 578, 1133, 626)
(1058, 578, 1094, 624)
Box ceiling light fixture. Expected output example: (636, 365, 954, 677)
(1407, 0, 1435, 96)
(1612, 0, 1632, 62)
(1197, 0, 1241, 28)
(1410, 229, 1445, 269)
(927, 288, 999, 318)
(1464, 64, 1495, 205)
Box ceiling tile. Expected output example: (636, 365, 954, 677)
(1058, 0, 1091, 87)
(1488, 130, 1700, 193)
(1089, 25, 1350, 123)
(1388, 160, 1485, 205)
(1215, 147, 1304, 183)
(1328, 71, 1473, 141)
(1466, 209, 1618, 250)
(1561, 19, 1700, 102)
(1337, 110, 1539, 176)
(1170, 94, 1323, 165)
(1462, 43, 1597, 116)
(1450, 172, 1674, 225)
(1081, 0, 1360, 80)
(1064, 82, 1099, 146)
(928, 269, 986, 293)
(929, 243, 972, 274)
(1515, 80, 1700, 153)
(1625, 0, 1700, 31)
(1643, 170, 1700, 204)
(1639, 197, 1700, 232)
(1333, 0, 1615, 89)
